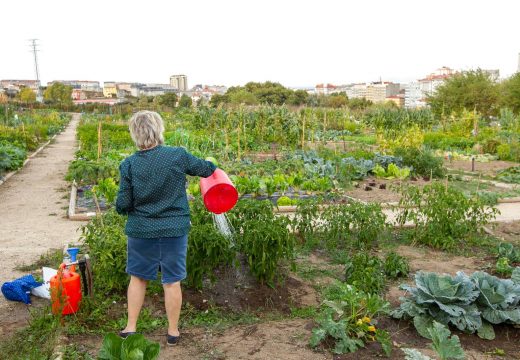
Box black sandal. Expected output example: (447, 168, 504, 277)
(167, 333, 180, 346)
(119, 331, 137, 338)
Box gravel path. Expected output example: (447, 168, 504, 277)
(0, 113, 84, 311)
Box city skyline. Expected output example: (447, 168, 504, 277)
(1, 0, 519, 87)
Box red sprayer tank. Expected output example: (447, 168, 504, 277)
(200, 168, 238, 214)
(50, 263, 82, 315)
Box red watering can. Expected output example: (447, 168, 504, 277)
(50, 263, 82, 315)
(200, 168, 238, 214)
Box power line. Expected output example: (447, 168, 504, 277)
(29, 39, 43, 102)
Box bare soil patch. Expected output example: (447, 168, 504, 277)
(490, 221, 520, 245)
(446, 159, 519, 177)
(346, 177, 431, 204)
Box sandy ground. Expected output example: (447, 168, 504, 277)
(0, 114, 85, 314)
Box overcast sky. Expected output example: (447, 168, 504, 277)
(1, 0, 519, 87)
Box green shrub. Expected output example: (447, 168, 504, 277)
(81, 209, 128, 293)
(396, 183, 498, 250)
(0, 141, 27, 174)
(310, 281, 391, 355)
(383, 252, 410, 279)
(186, 224, 236, 289)
(345, 253, 385, 294)
(239, 217, 295, 285)
(482, 139, 501, 154)
(496, 144, 512, 160)
(320, 202, 388, 250)
(66, 158, 120, 185)
(394, 147, 446, 178)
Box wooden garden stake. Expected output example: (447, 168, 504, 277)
(97, 122, 102, 161)
(92, 191, 104, 228)
(301, 114, 306, 150)
(430, 169, 433, 182)
(476, 173, 482, 193)
(237, 127, 241, 161)
(445, 175, 448, 192)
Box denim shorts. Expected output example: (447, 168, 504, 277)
(126, 234, 188, 284)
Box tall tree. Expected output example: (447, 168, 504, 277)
(500, 73, 520, 114)
(18, 87, 36, 103)
(178, 94, 193, 108)
(43, 83, 73, 105)
(158, 92, 178, 108)
(427, 69, 499, 117)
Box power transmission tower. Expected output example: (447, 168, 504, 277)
(29, 39, 43, 102)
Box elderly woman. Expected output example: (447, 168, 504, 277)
(115, 110, 216, 345)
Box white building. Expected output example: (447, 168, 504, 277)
(49, 80, 101, 92)
(170, 75, 188, 92)
(404, 82, 426, 108)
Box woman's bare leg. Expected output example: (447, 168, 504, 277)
(123, 276, 147, 332)
(163, 281, 182, 336)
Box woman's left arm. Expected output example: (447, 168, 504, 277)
(116, 160, 133, 214)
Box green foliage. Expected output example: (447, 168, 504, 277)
(92, 177, 119, 204)
(66, 158, 119, 185)
(427, 69, 499, 117)
(158, 92, 178, 108)
(428, 322, 466, 360)
(500, 72, 520, 114)
(18, 87, 36, 103)
(396, 183, 498, 250)
(496, 257, 513, 276)
(344, 253, 385, 294)
(394, 147, 446, 178)
(496, 166, 520, 184)
(497, 243, 520, 263)
(326, 201, 388, 250)
(0, 141, 26, 174)
(383, 252, 410, 279)
(44, 82, 73, 105)
(392, 271, 481, 335)
(81, 209, 128, 293)
(392, 270, 520, 341)
(186, 223, 235, 289)
(178, 94, 193, 108)
(373, 163, 410, 180)
(310, 282, 391, 356)
(471, 271, 520, 328)
(240, 217, 295, 285)
(98, 333, 160, 360)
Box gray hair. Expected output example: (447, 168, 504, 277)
(128, 110, 165, 149)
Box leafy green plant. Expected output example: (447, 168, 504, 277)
(498, 242, 520, 263)
(239, 217, 295, 285)
(392, 270, 520, 341)
(384, 252, 410, 279)
(394, 147, 446, 178)
(92, 177, 119, 204)
(392, 271, 482, 336)
(373, 163, 410, 180)
(310, 282, 391, 356)
(320, 201, 388, 250)
(186, 223, 236, 289)
(81, 209, 128, 293)
(496, 257, 513, 276)
(0, 141, 27, 174)
(427, 321, 466, 360)
(471, 271, 520, 330)
(98, 333, 160, 360)
(396, 183, 498, 250)
(344, 253, 385, 294)
(277, 195, 295, 206)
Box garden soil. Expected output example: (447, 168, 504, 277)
(446, 159, 519, 176)
(0, 114, 84, 336)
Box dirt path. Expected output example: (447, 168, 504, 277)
(0, 114, 84, 314)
